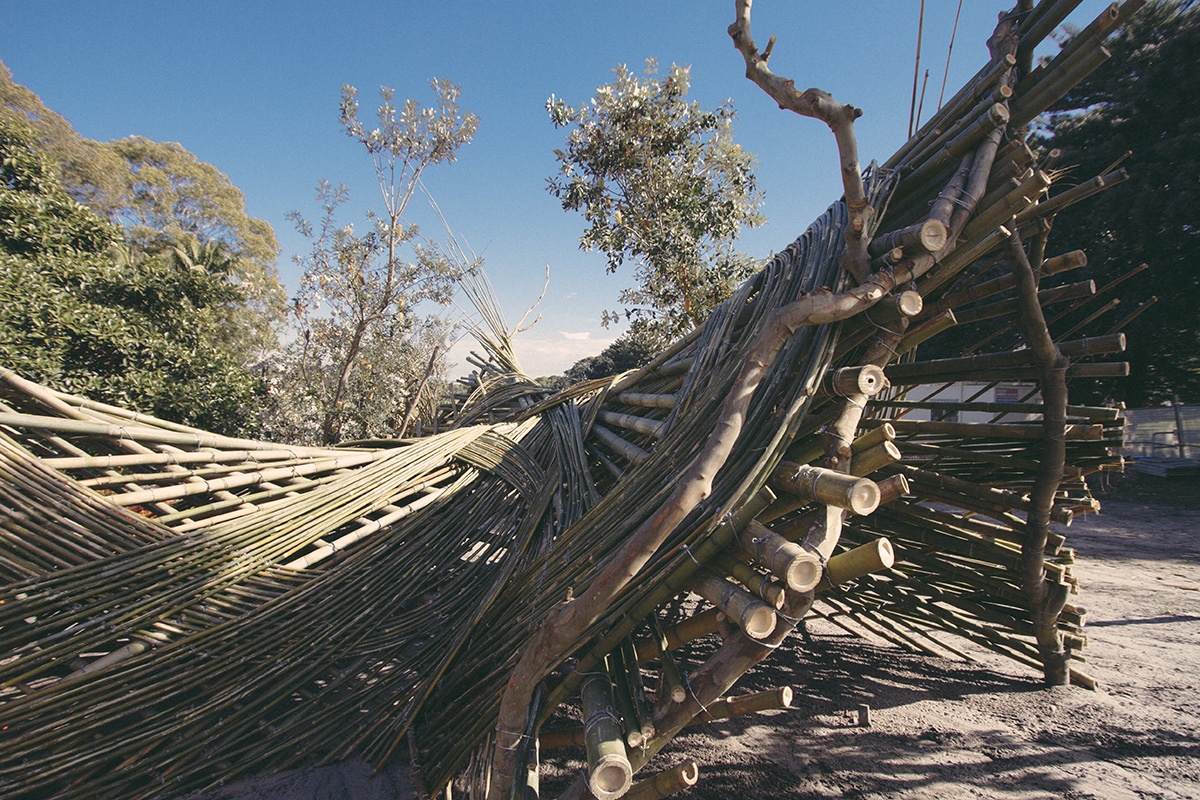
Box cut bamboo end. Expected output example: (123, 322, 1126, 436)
(1069, 667, 1099, 691)
(590, 753, 634, 800)
(771, 463, 881, 515)
(624, 759, 699, 800)
(817, 538, 896, 593)
(850, 440, 902, 477)
(739, 602, 779, 640)
(785, 554, 824, 594)
(876, 474, 910, 505)
(583, 674, 633, 800)
(741, 521, 825, 592)
(825, 365, 888, 397)
(702, 686, 794, 722)
(692, 568, 777, 640)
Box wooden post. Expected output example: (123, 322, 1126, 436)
(1173, 394, 1189, 458)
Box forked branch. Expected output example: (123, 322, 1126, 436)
(729, 0, 872, 281)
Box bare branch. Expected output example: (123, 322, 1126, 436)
(728, 0, 872, 281)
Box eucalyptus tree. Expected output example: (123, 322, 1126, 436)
(547, 60, 766, 337)
(286, 80, 478, 444)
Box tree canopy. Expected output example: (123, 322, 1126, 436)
(0, 118, 261, 435)
(1041, 0, 1200, 405)
(0, 59, 286, 361)
(547, 60, 765, 338)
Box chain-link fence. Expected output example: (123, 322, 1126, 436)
(1122, 404, 1200, 459)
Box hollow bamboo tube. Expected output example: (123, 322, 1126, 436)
(581, 672, 633, 800)
(598, 410, 666, 439)
(822, 365, 888, 398)
(882, 419, 1104, 441)
(919, 249, 1087, 321)
(648, 615, 687, 704)
(960, 171, 1053, 245)
(770, 462, 880, 516)
(609, 650, 645, 749)
(782, 421, 895, 470)
(814, 539, 896, 593)
(623, 759, 699, 800)
(620, 638, 656, 744)
(901, 94, 1010, 187)
(864, 290, 924, 328)
(690, 568, 777, 640)
(693, 687, 794, 724)
(633, 608, 721, 663)
(592, 425, 650, 465)
(868, 219, 949, 258)
(951, 279, 1097, 325)
(885, 333, 1125, 383)
(738, 520, 823, 593)
(1015, 169, 1129, 225)
(615, 392, 677, 410)
(886, 53, 1015, 170)
(712, 552, 786, 609)
(919, 224, 1013, 298)
(900, 103, 1011, 203)
(896, 311, 957, 357)
(1011, 44, 1112, 129)
(876, 474, 911, 505)
(849, 441, 902, 477)
(1018, 0, 1087, 59)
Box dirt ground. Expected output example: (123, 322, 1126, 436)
(205, 471, 1200, 800)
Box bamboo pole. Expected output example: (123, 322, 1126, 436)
(581, 671, 633, 800)
(624, 759, 700, 800)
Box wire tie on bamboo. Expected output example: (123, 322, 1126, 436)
(821, 426, 852, 447)
(680, 544, 702, 567)
(798, 537, 829, 567)
(943, 191, 976, 212)
(493, 726, 527, 751)
(584, 708, 621, 731)
(682, 673, 712, 718)
(872, 337, 902, 358)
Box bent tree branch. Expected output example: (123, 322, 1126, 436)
(728, 0, 871, 281)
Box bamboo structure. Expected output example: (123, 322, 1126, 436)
(0, 1, 1142, 798)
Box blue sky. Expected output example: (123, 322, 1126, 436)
(2, 1, 1114, 376)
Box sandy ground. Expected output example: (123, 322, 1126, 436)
(204, 472, 1200, 800)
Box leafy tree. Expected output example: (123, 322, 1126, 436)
(1, 59, 287, 362)
(283, 81, 478, 444)
(0, 118, 261, 435)
(0, 59, 127, 210)
(1040, 0, 1200, 405)
(547, 60, 766, 337)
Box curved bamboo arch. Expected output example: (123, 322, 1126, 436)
(0, 2, 1141, 798)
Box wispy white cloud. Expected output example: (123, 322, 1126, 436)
(559, 331, 591, 341)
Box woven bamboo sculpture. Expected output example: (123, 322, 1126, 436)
(0, 1, 1137, 798)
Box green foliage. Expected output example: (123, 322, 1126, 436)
(547, 60, 765, 337)
(1, 60, 287, 363)
(279, 80, 478, 444)
(0, 118, 261, 436)
(1041, 0, 1200, 405)
(0, 59, 128, 210)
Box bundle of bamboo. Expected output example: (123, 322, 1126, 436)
(0, 1, 1140, 798)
